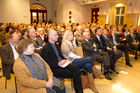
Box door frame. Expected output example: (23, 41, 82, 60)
(30, 3, 47, 23)
(91, 8, 99, 23)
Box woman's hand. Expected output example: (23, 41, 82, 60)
(58, 60, 67, 66)
(46, 78, 53, 88)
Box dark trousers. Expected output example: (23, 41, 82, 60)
(129, 44, 140, 59)
(117, 44, 130, 64)
(52, 64, 83, 93)
(91, 51, 110, 72)
(108, 49, 122, 70)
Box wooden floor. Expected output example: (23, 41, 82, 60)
(0, 56, 140, 93)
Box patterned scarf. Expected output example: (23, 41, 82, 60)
(19, 54, 48, 81)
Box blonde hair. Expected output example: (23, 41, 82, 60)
(62, 31, 73, 42)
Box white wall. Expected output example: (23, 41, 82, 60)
(63, 0, 90, 23)
(52, 0, 63, 23)
(30, 0, 53, 21)
(52, 0, 91, 24)
(0, 0, 30, 24)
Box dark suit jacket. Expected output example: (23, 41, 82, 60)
(126, 34, 138, 47)
(134, 32, 140, 42)
(108, 34, 120, 44)
(94, 35, 107, 51)
(102, 35, 114, 49)
(81, 39, 97, 57)
(0, 43, 14, 79)
(40, 42, 65, 72)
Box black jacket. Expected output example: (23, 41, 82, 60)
(0, 43, 15, 79)
(41, 42, 65, 70)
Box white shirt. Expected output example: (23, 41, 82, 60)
(65, 40, 81, 59)
(40, 35, 44, 40)
(112, 34, 117, 44)
(9, 43, 19, 60)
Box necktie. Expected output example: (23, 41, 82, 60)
(113, 35, 117, 44)
(132, 34, 136, 42)
(98, 37, 103, 47)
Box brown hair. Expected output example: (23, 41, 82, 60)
(17, 39, 35, 53)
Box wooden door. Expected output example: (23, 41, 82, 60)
(91, 8, 99, 23)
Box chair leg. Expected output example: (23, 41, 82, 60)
(15, 77, 18, 93)
(5, 78, 7, 89)
(101, 63, 103, 71)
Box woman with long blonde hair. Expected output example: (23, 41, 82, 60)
(61, 30, 99, 93)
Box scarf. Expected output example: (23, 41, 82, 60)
(19, 54, 48, 81)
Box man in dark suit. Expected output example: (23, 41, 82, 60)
(135, 27, 140, 42)
(41, 30, 83, 93)
(94, 28, 120, 74)
(82, 31, 112, 80)
(0, 32, 20, 79)
(126, 27, 140, 60)
(102, 28, 132, 67)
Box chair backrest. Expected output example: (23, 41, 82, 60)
(75, 46, 84, 57)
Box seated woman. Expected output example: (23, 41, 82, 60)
(13, 39, 65, 93)
(61, 31, 99, 93)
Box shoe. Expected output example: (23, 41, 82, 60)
(108, 70, 113, 74)
(112, 70, 119, 74)
(97, 74, 105, 79)
(104, 73, 112, 80)
(93, 73, 105, 79)
(126, 63, 133, 67)
(92, 66, 105, 79)
(134, 57, 138, 60)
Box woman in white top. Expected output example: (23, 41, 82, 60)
(61, 30, 99, 93)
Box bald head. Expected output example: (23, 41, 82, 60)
(48, 30, 58, 43)
(83, 31, 90, 40)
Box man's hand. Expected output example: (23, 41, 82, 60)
(114, 48, 117, 51)
(99, 49, 102, 52)
(108, 48, 112, 51)
(114, 43, 119, 46)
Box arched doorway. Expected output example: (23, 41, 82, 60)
(30, 3, 47, 23)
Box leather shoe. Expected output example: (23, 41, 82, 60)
(112, 70, 119, 74)
(104, 73, 112, 80)
(126, 63, 133, 67)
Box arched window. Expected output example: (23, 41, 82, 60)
(30, 3, 47, 23)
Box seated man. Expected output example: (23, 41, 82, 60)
(0, 31, 20, 79)
(103, 28, 132, 67)
(94, 28, 120, 74)
(74, 26, 84, 45)
(41, 30, 83, 93)
(126, 27, 140, 60)
(82, 31, 112, 80)
(28, 27, 46, 54)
